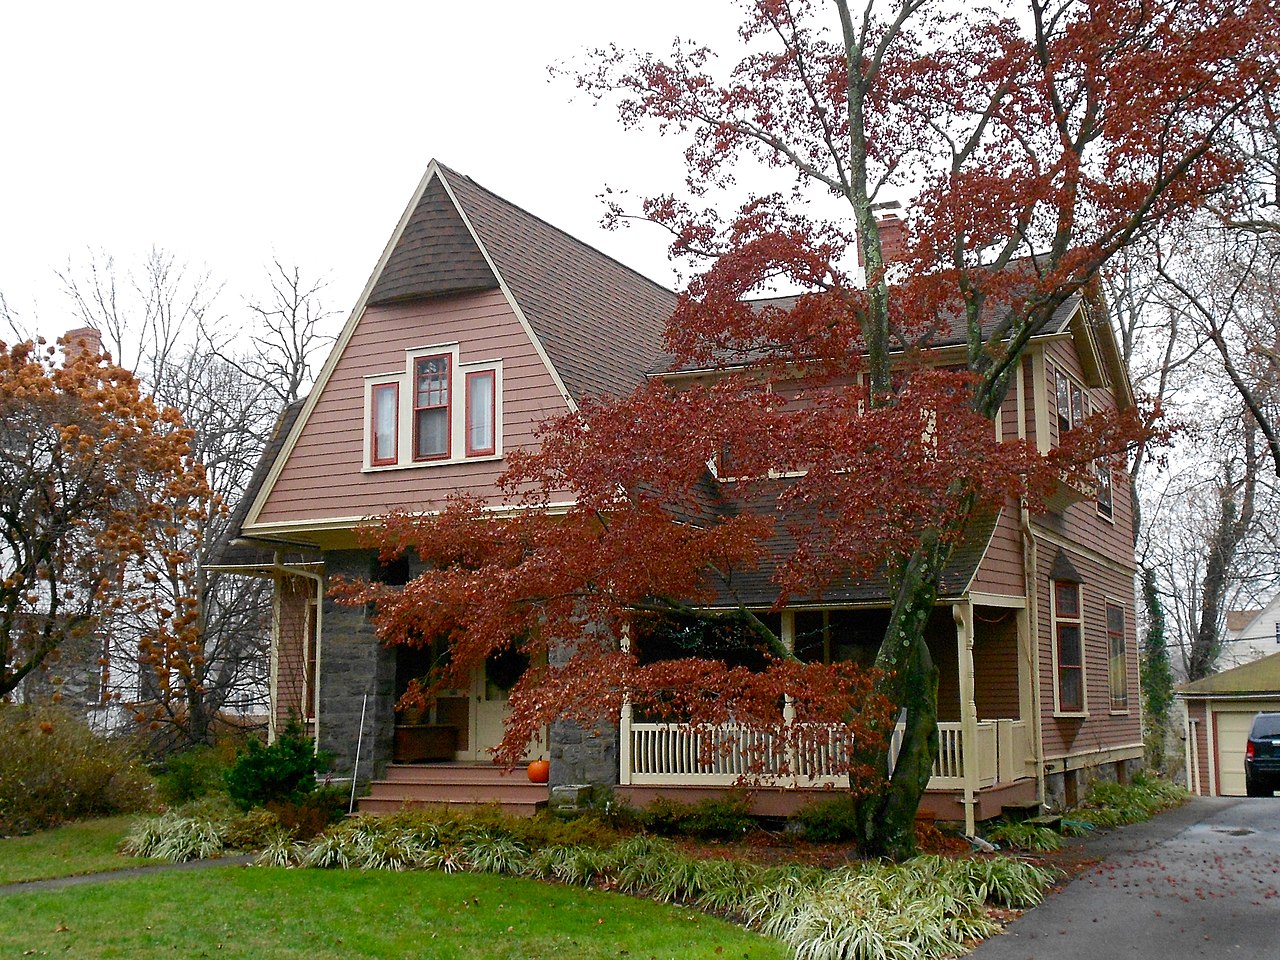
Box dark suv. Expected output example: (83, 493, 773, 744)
(1245, 712, 1280, 797)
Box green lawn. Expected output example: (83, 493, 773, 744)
(0, 865, 788, 959)
(0, 816, 156, 884)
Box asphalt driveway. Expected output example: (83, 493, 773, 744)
(970, 796, 1280, 959)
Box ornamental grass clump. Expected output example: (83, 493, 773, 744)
(986, 820, 1064, 852)
(746, 856, 1056, 960)
(121, 812, 226, 862)
(1073, 773, 1188, 827)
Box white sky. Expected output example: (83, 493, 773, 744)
(0, 1, 746, 342)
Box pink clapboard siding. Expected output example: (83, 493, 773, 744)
(255, 290, 572, 525)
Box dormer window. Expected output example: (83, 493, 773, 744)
(365, 344, 501, 470)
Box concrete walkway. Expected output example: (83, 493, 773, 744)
(970, 797, 1280, 959)
(0, 854, 254, 896)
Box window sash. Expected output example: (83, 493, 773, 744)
(1107, 602, 1127, 710)
(1096, 462, 1114, 518)
(465, 370, 496, 456)
(1054, 580, 1084, 713)
(413, 355, 451, 460)
(371, 382, 398, 465)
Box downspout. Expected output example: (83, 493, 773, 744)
(1019, 502, 1047, 811)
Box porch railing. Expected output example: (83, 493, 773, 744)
(621, 718, 1031, 789)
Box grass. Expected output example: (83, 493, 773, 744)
(0, 816, 156, 884)
(0, 866, 788, 960)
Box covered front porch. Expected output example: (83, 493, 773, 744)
(617, 597, 1039, 832)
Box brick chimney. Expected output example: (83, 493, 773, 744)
(63, 326, 103, 365)
(873, 202, 906, 266)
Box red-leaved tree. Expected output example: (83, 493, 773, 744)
(336, 0, 1273, 857)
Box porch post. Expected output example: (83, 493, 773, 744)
(953, 601, 979, 836)
(618, 624, 633, 786)
(781, 611, 796, 785)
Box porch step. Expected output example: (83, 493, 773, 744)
(359, 763, 548, 817)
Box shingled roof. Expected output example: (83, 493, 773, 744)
(1178, 651, 1280, 698)
(380, 164, 678, 403)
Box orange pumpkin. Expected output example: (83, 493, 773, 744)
(526, 759, 550, 783)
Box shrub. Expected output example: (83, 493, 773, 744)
(266, 784, 347, 840)
(224, 721, 329, 811)
(1073, 773, 1188, 827)
(640, 792, 756, 839)
(0, 704, 154, 834)
(793, 793, 862, 843)
(155, 746, 229, 805)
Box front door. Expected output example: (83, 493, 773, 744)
(464, 646, 530, 762)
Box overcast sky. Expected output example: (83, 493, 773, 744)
(0, 2, 747, 343)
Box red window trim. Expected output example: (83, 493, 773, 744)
(370, 381, 399, 466)
(464, 369, 497, 457)
(413, 354, 451, 462)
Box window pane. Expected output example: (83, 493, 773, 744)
(1106, 602, 1125, 636)
(373, 384, 397, 463)
(466, 372, 494, 454)
(1096, 463, 1113, 518)
(1056, 371, 1071, 434)
(1071, 383, 1085, 427)
(1054, 581, 1080, 618)
(1057, 623, 1082, 667)
(415, 407, 449, 458)
(416, 356, 449, 406)
(1060, 666, 1083, 712)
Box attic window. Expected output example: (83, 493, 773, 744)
(365, 345, 502, 470)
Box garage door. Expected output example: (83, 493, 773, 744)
(1215, 701, 1280, 796)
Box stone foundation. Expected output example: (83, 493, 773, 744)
(549, 718, 619, 789)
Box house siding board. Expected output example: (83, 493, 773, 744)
(974, 610, 1021, 719)
(367, 178, 498, 305)
(1037, 546, 1141, 761)
(255, 290, 571, 526)
(970, 502, 1026, 597)
(275, 577, 310, 730)
(1035, 336, 1137, 564)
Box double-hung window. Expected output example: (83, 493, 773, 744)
(413, 355, 451, 461)
(1052, 579, 1085, 714)
(365, 344, 501, 470)
(1106, 601, 1127, 711)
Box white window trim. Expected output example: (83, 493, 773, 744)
(1050, 578, 1088, 718)
(362, 342, 503, 471)
(1104, 595, 1129, 715)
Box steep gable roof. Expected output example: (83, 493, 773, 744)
(441, 167, 676, 402)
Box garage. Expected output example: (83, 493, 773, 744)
(1179, 653, 1280, 797)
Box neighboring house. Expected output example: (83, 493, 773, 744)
(1178, 652, 1280, 797)
(218, 160, 1143, 832)
(1221, 594, 1280, 669)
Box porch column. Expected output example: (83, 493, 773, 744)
(781, 611, 796, 785)
(618, 624, 632, 786)
(953, 601, 978, 836)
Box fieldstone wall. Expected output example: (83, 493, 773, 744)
(317, 549, 396, 785)
(549, 717, 620, 788)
